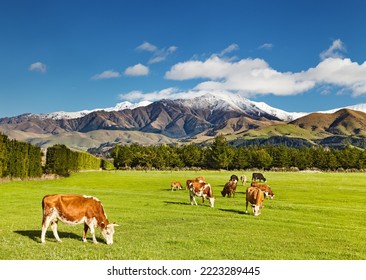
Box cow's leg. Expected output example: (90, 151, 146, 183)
(50, 221, 62, 242)
(245, 201, 249, 214)
(88, 224, 98, 244)
(190, 194, 197, 206)
(83, 223, 89, 242)
(41, 216, 52, 243)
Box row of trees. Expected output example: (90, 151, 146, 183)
(0, 133, 43, 178)
(45, 144, 114, 176)
(111, 135, 366, 171)
(0, 133, 113, 179)
(2, 132, 366, 179)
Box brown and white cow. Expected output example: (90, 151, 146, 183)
(195, 176, 206, 183)
(221, 180, 237, 198)
(188, 180, 215, 208)
(245, 187, 265, 216)
(41, 194, 118, 244)
(171, 181, 182, 191)
(250, 182, 275, 199)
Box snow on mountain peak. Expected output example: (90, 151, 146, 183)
(32, 100, 152, 120)
(26, 90, 366, 123)
(175, 91, 306, 121)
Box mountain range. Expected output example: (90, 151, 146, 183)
(1, 92, 366, 152)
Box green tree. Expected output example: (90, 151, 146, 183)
(206, 134, 234, 169)
(179, 143, 202, 167)
(251, 148, 273, 169)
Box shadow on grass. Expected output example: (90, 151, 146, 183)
(218, 208, 247, 215)
(164, 201, 190, 206)
(164, 201, 215, 208)
(14, 230, 104, 244)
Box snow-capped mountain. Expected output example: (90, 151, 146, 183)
(23, 91, 305, 122)
(173, 92, 307, 121)
(2, 90, 366, 151)
(30, 100, 152, 120)
(318, 103, 366, 114)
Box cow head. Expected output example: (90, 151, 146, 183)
(101, 223, 119, 245)
(252, 205, 261, 216)
(266, 186, 275, 200)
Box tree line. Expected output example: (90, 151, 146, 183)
(45, 144, 114, 176)
(2, 132, 366, 180)
(111, 134, 366, 171)
(0, 133, 43, 178)
(0, 133, 113, 179)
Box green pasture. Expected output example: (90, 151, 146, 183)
(0, 171, 365, 260)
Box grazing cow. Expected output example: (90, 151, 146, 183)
(221, 180, 237, 198)
(252, 172, 266, 182)
(171, 181, 182, 191)
(188, 180, 215, 208)
(41, 194, 118, 245)
(251, 182, 275, 199)
(230, 174, 239, 183)
(195, 176, 205, 183)
(245, 187, 265, 216)
(186, 177, 205, 189)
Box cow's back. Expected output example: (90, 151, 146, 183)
(42, 194, 106, 224)
(246, 187, 264, 205)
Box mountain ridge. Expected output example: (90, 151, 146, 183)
(1, 92, 366, 151)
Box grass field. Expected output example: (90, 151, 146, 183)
(0, 170, 365, 260)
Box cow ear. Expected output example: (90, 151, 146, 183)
(112, 223, 120, 227)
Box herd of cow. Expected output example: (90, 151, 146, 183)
(40, 172, 274, 245)
(171, 172, 274, 217)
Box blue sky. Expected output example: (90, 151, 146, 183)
(1, 0, 366, 117)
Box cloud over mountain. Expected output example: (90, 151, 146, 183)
(163, 40, 366, 98)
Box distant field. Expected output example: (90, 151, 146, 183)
(0, 171, 365, 260)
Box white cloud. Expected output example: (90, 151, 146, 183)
(29, 62, 47, 73)
(124, 64, 149, 76)
(219, 43, 239, 56)
(136, 42, 158, 52)
(118, 39, 366, 102)
(305, 57, 366, 96)
(136, 41, 177, 64)
(319, 39, 346, 60)
(165, 52, 366, 97)
(91, 70, 121, 80)
(258, 43, 273, 50)
(119, 87, 187, 101)
(165, 56, 314, 96)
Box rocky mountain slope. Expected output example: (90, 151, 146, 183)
(1, 92, 366, 151)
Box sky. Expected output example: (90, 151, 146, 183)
(1, 0, 366, 117)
